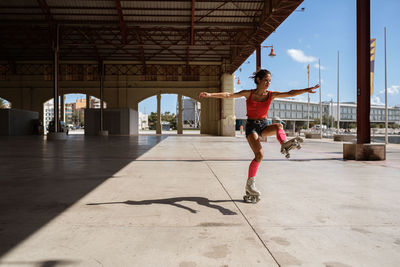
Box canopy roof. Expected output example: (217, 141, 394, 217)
(0, 0, 303, 73)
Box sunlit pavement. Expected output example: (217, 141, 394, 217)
(0, 134, 399, 266)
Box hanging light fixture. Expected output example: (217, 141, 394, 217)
(268, 46, 276, 57)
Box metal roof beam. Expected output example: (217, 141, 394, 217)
(114, 0, 127, 45)
(36, 0, 56, 43)
(187, 0, 196, 63)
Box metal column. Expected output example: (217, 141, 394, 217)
(356, 0, 371, 144)
(100, 61, 104, 132)
(156, 94, 162, 134)
(53, 24, 60, 132)
(177, 94, 183, 134)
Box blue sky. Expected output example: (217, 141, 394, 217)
(66, 0, 400, 114)
(235, 0, 400, 107)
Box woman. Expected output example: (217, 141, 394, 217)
(199, 69, 319, 203)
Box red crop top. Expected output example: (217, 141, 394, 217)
(246, 90, 273, 119)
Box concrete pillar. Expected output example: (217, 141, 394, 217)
(220, 73, 235, 136)
(177, 94, 183, 134)
(293, 121, 296, 135)
(86, 94, 90, 108)
(156, 93, 162, 134)
(19, 88, 32, 110)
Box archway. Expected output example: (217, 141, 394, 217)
(43, 94, 107, 134)
(0, 97, 11, 109)
(138, 93, 201, 135)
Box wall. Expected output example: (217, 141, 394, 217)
(0, 62, 223, 135)
(0, 109, 39, 135)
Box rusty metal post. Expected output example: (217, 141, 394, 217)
(53, 24, 59, 132)
(256, 45, 261, 71)
(356, 0, 371, 144)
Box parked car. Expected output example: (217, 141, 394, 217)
(48, 120, 69, 134)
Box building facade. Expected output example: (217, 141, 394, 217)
(176, 97, 201, 128)
(235, 97, 400, 129)
(139, 112, 149, 130)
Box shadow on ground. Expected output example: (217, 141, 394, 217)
(87, 197, 238, 215)
(0, 135, 166, 257)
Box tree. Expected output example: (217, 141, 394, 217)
(72, 111, 80, 126)
(0, 98, 7, 109)
(349, 122, 356, 128)
(148, 112, 157, 130)
(322, 114, 335, 128)
(162, 111, 177, 130)
(147, 111, 177, 130)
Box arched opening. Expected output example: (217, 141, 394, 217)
(43, 94, 107, 135)
(181, 96, 201, 133)
(138, 93, 200, 135)
(0, 97, 12, 109)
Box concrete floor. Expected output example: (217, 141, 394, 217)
(0, 134, 399, 267)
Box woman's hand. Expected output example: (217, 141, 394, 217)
(199, 92, 210, 98)
(306, 84, 319, 94)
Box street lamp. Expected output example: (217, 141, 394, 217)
(256, 45, 276, 70)
(262, 45, 276, 57)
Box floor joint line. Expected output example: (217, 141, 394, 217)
(192, 144, 281, 267)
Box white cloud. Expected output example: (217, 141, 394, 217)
(313, 63, 325, 70)
(287, 49, 318, 63)
(388, 85, 399, 94)
(327, 93, 334, 98)
(292, 94, 308, 102)
(371, 96, 383, 105)
(379, 85, 400, 95)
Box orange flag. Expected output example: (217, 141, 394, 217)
(370, 38, 376, 95)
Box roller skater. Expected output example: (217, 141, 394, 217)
(199, 69, 319, 203)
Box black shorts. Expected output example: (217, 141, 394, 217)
(245, 119, 269, 137)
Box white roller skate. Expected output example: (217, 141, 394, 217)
(243, 177, 261, 203)
(280, 136, 303, 159)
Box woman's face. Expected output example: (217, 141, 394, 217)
(258, 73, 271, 89)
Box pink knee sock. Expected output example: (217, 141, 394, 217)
(248, 160, 260, 178)
(276, 128, 287, 144)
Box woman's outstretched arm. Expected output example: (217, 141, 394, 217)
(199, 90, 249, 99)
(270, 84, 319, 100)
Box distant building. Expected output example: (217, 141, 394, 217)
(65, 103, 75, 124)
(235, 98, 400, 129)
(177, 97, 201, 128)
(139, 112, 149, 130)
(75, 98, 87, 109)
(43, 100, 54, 129)
(90, 98, 106, 109)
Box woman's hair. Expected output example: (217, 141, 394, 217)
(250, 69, 271, 84)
